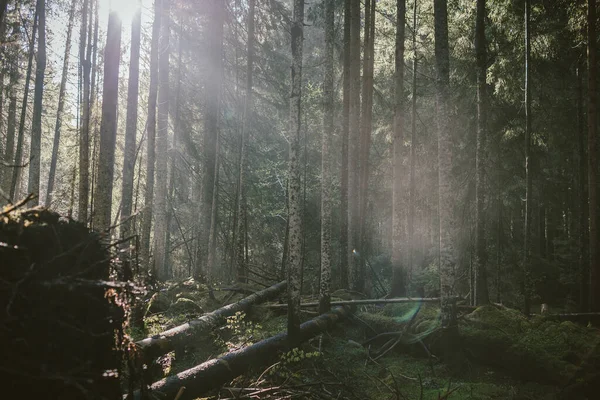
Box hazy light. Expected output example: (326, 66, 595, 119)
(100, 0, 140, 23)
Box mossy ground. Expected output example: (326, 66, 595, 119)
(131, 286, 600, 399)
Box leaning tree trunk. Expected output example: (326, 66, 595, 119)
(120, 4, 142, 242)
(27, 0, 46, 202)
(287, 0, 304, 343)
(588, 0, 599, 312)
(320, 0, 334, 314)
(92, 11, 121, 232)
(523, 0, 533, 316)
(391, 0, 406, 297)
(46, 0, 77, 207)
(10, 6, 37, 202)
(153, 0, 171, 280)
(140, 0, 162, 266)
(474, 0, 490, 305)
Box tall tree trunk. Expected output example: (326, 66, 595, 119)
(141, 0, 162, 267)
(391, 0, 406, 297)
(46, 0, 77, 207)
(120, 4, 142, 242)
(434, 0, 456, 329)
(2, 48, 19, 195)
(287, 0, 304, 343)
(236, 0, 256, 283)
(78, 0, 91, 223)
(153, 0, 171, 280)
(408, 0, 418, 276)
(577, 62, 589, 311)
(200, 0, 224, 282)
(27, 0, 45, 202)
(339, 0, 350, 289)
(0, 0, 8, 27)
(92, 11, 122, 231)
(588, 0, 599, 312)
(523, 0, 533, 316)
(474, 0, 490, 305)
(320, 0, 334, 314)
(359, 0, 376, 279)
(10, 5, 37, 202)
(348, 0, 361, 292)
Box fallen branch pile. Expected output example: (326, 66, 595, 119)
(130, 306, 350, 400)
(136, 281, 286, 360)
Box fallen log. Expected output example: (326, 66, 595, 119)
(136, 281, 286, 360)
(267, 296, 461, 309)
(129, 306, 350, 400)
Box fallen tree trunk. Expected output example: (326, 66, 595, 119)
(136, 281, 286, 360)
(129, 306, 350, 400)
(267, 296, 460, 309)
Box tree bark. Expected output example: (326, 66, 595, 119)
(339, 0, 351, 290)
(153, 0, 171, 279)
(588, 0, 599, 312)
(320, 0, 334, 314)
(134, 307, 349, 400)
(235, 0, 256, 283)
(9, 5, 37, 202)
(408, 0, 418, 276)
(119, 4, 142, 242)
(577, 63, 589, 312)
(78, 0, 91, 223)
(27, 0, 45, 202)
(45, 0, 77, 207)
(141, 0, 162, 266)
(348, 0, 361, 292)
(523, 0, 533, 316)
(391, 0, 406, 297)
(287, 0, 304, 343)
(2, 43, 19, 195)
(92, 11, 121, 231)
(474, 0, 489, 305)
(434, 0, 456, 329)
(136, 281, 287, 360)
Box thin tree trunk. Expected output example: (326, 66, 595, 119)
(434, 0, 456, 329)
(27, 0, 45, 202)
(153, 0, 171, 280)
(78, 0, 91, 223)
(236, 0, 256, 283)
(577, 63, 589, 311)
(588, 0, 599, 312)
(120, 4, 142, 242)
(46, 0, 77, 207)
(523, 0, 533, 316)
(408, 0, 418, 276)
(141, 0, 162, 267)
(10, 5, 37, 202)
(339, 0, 350, 289)
(287, 0, 304, 343)
(474, 0, 489, 305)
(2, 52, 19, 195)
(391, 0, 406, 297)
(319, 0, 334, 314)
(92, 11, 122, 231)
(348, 0, 361, 292)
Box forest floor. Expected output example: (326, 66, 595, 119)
(129, 280, 600, 400)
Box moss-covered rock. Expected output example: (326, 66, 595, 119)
(169, 297, 203, 314)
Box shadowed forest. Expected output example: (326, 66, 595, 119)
(1, 0, 600, 399)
